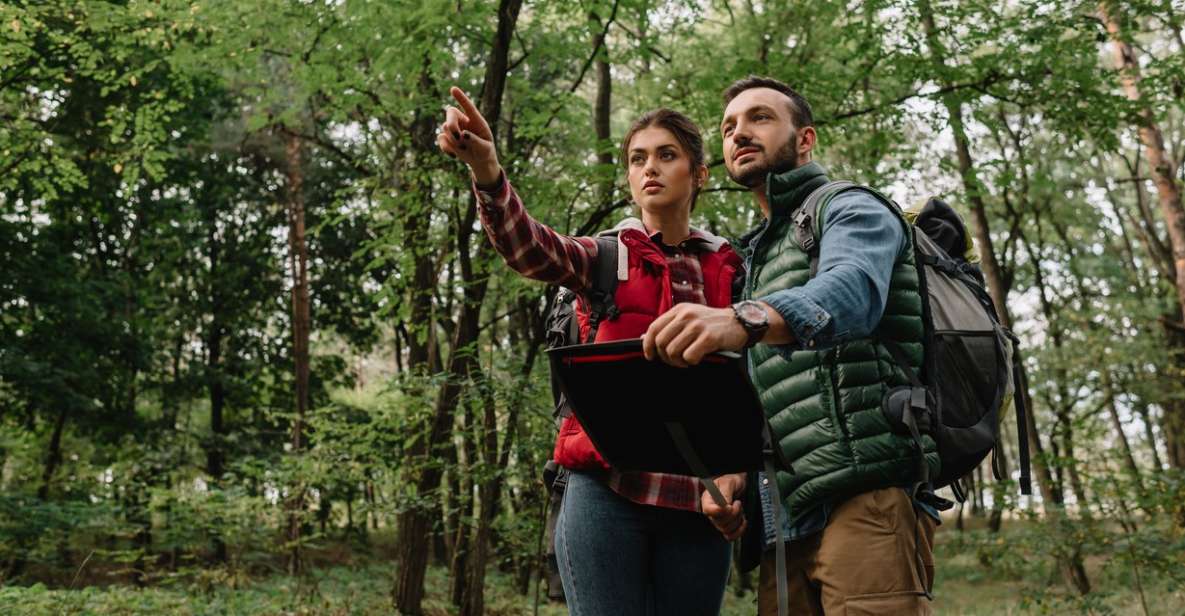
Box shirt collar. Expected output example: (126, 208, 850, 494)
(650, 228, 713, 251)
(608, 217, 727, 253)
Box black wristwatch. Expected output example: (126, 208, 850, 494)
(731, 300, 770, 348)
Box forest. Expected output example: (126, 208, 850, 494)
(2, 0, 1184, 614)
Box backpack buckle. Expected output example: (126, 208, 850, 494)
(914, 482, 954, 511)
(910, 386, 928, 413)
(800, 232, 816, 253)
(792, 204, 817, 253)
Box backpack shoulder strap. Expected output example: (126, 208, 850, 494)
(582, 235, 621, 343)
(793, 180, 857, 277)
(793, 181, 908, 277)
(551, 235, 622, 420)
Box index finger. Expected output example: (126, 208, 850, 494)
(642, 309, 678, 360)
(445, 106, 470, 128)
(450, 87, 482, 123)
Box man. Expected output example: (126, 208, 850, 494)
(641, 76, 940, 615)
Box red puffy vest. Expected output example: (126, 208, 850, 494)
(552, 222, 744, 470)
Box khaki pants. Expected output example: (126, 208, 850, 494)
(758, 488, 936, 616)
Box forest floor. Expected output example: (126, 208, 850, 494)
(1, 523, 1181, 615)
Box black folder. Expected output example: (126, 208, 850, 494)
(547, 338, 772, 477)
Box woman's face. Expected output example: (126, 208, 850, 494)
(626, 126, 703, 217)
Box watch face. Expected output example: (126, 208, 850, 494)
(738, 302, 766, 324)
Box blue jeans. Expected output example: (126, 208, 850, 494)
(554, 471, 732, 616)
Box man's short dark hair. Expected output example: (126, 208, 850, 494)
(722, 76, 813, 130)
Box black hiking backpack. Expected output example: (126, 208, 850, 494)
(545, 236, 622, 427)
(792, 182, 1033, 504)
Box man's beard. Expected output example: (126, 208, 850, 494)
(727, 134, 798, 188)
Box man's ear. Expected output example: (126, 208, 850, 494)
(797, 126, 817, 162)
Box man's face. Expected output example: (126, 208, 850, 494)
(720, 87, 799, 188)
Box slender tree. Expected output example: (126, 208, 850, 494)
(285, 132, 311, 575)
(1101, 2, 1185, 478)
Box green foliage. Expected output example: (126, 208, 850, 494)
(0, 561, 579, 615)
(2, 0, 1185, 612)
(940, 515, 1185, 615)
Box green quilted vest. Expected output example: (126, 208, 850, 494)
(742, 162, 940, 523)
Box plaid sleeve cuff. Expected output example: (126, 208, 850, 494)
(473, 169, 505, 195)
(472, 170, 510, 222)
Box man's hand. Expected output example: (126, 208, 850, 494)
(642, 303, 748, 367)
(436, 87, 500, 185)
(702, 473, 747, 541)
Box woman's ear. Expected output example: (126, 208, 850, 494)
(696, 164, 709, 188)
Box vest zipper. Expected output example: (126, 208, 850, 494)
(829, 348, 851, 443)
(744, 220, 771, 299)
(743, 219, 771, 376)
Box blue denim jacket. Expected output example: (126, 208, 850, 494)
(757, 189, 906, 354)
(745, 189, 937, 546)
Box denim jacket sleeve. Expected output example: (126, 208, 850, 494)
(757, 190, 906, 357)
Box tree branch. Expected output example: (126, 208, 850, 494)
(575, 196, 631, 237)
(821, 73, 1004, 125)
(275, 125, 373, 177)
(700, 186, 749, 195)
(520, 0, 621, 160)
(611, 21, 672, 63)
(477, 304, 529, 334)
(1159, 315, 1185, 333)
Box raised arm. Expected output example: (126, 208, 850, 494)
(438, 87, 597, 291)
(436, 87, 501, 186)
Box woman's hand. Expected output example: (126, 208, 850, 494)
(702, 473, 747, 541)
(437, 87, 501, 185)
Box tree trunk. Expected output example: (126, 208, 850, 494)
(205, 210, 228, 562)
(987, 418, 1010, 532)
(9, 405, 70, 580)
(1102, 4, 1185, 316)
(918, 0, 1087, 592)
(440, 454, 459, 566)
(460, 390, 497, 616)
(456, 279, 541, 615)
(458, 307, 541, 615)
(449, 405, 474, 607)
(345, 486, 355, 539)
(1161, 323, 1185, 474)
(1059, 408, 1090, 518)
(592, 7, 613, 207)
(460, 369, 524, 616)
(38, 406, 68, 501)
(1129, 379, 1166, 472)
(393, 2, 523, 612)
(206, 329, 225, 483)
(1102, 3, 1185, 479)
(973, 464, 986, 518)
(131, 493, 151, 587)
(285, 132, 311, 576)
(1104, 376, 1147, 503)
(391, 114, 440, 615)
(1024, 211, 1092, 520)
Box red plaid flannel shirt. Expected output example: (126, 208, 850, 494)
(475, 173, 718, 513)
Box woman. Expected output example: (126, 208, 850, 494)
(437, 86, 745, 615)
